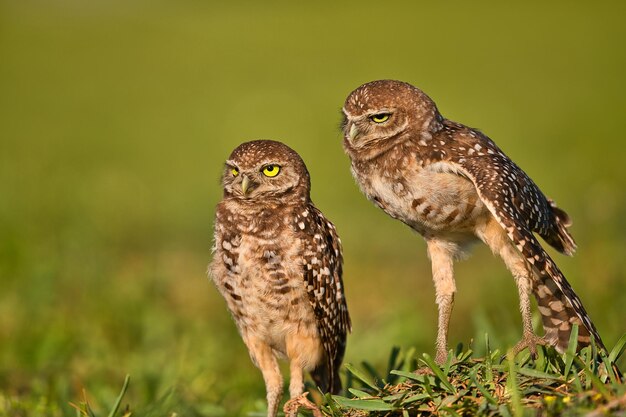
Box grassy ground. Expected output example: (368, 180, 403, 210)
(1, 1, 626, 416)
(327, 336, 626, 417)
(55, 336, 626, 417)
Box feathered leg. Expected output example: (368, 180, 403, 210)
(478, 219, 547, 357)
(427, 239, 457, 365)
(283, 332, 324, 417)
(244, 336, 283, 417)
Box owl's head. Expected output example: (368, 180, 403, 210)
(221, 140, 311, 203)
(341, 80, 441, 157)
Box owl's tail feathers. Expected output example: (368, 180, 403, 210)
(533, 271, 597, 353)
(310, 360, 342, 395)
(532, 249, 622, 379)
(540, 200, 577, 256)
(311, 339, 347, 395)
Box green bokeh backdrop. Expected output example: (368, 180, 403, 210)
(1, 1, 625, 415)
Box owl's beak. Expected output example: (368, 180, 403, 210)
(241, 175, 251, 196)
(349, 123, 360, 141)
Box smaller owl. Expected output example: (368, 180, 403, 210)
(209, 140, 351, 417)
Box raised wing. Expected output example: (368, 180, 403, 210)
(434, 129, 604, 351)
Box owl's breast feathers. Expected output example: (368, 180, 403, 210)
(210, 201, 317, 346)
(210, 200, 350, 377)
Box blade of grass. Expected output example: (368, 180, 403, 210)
(457, 348, 473, 362)
(574, 357, 611, 399)
(387, 346, 401, 376)
(107, 374, 130, 417)
(401, 393, 430, 405)
(381, 392, 407, 402)
(419, 353, 456, 393)
(344, 363, 379, 391)
(390, 369, 427, 382)
(469, 371, 497, 405)
(69, 389, 96, 417)
(441, 407, 462, 417)
(443, 351, 454, 375)
(515, 367, 563, 381)
(506, 351, 523, 417)
(401, 347, 416, 372)
(600, 353, 618, 385)
(422, 370, 435, 398)
(332, 396, 396, 411)
(564, 324, 579, 379)
(609, 333, 626, 363)
(484, 334, 494, 386)
(348, 388, 371, 399)
(535, 345, 547, 371)
(361, 361, 382, 385)
(571, 368, 583, 392)
(324, 392, 342, 415)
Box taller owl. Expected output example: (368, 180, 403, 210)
(341, 80, 605, 364)
(209, 140, 350, 417)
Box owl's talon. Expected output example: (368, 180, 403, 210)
(412, 366, 435, 376)
(283, 393, 323, 417)
(509, 333, 547, 360)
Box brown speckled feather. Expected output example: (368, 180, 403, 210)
(428, 123, 602, 351)
(209, 140, 351, 416)
(297, 204, 351, 393)
(341, 80, 606, 360)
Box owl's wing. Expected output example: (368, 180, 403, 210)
(434, 139, 604, 352)
(299, 204, 351, 394)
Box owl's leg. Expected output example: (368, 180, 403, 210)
(500, 242, 547, 358)
(282, 361, 322, 417)
(478, 220, 546, 358)
(283, 334, 323, 417)
(288, 359, 304, 398)
(426, 239, 457, 365)
(244, 336, 283, 417)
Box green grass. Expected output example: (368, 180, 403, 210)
(1, 0, 625, 416)
(55, 335, 626, 417)
(324, 334, 626, 417)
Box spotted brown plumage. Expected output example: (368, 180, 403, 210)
(440, 123, 601, 351)
(209, 140, 350, 417)
(298, 205, 349, 394)
(341, 79, 606, 364)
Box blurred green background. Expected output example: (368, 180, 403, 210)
(1, 0, 625, 415)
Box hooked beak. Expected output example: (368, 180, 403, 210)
(241, 175, 251, 196)
(349, 123, 360, 141)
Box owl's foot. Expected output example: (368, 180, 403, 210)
(435, 348, 450, 366)
(412, 366, 435, 376)
(283, 393, 323, 417)
(510, 333, 547, 359)
(412, 353, 455, 375)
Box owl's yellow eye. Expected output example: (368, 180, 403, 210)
(370, 113, 390, 123)
(231, 168, 239, 177)
(262, 165, 280, 177)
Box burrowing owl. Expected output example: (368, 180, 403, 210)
(209, 140, 351, 417)
(341, 80, 605, 364)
